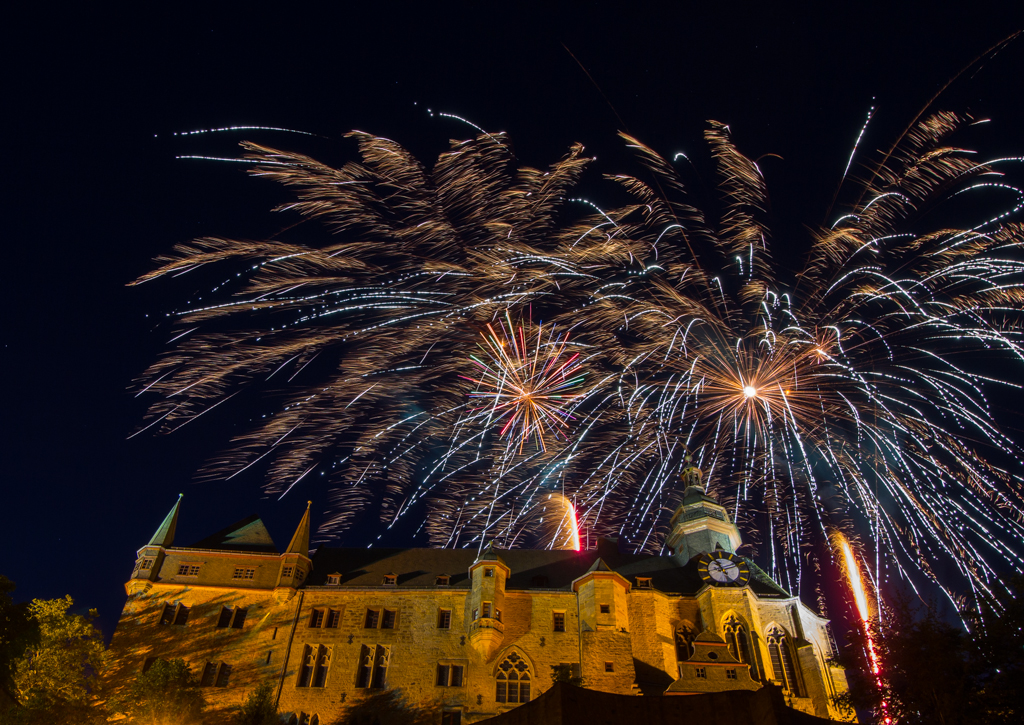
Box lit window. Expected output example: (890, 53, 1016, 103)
(436, 663, 465, 686)
(177, 564, 201, 577)
(232, 567, 256, 580)
(326, 574, 340, 586)
(695, 667, 707, 679)
(356, 645, 390, 689)
(382, 574, 397, 586)
(599, 604, 610, 614)
(436, 575, 450, 586)
(437, 609, 452, 629)
(604, 662, 614, 672)
(495, 652, 531, 703)
(553, 612, 566, 632)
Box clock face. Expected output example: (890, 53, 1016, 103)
(698, 552, 750, 586)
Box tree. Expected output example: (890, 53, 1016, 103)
(111, 658, 206, 724)
(333, 689, 438, 725)
(0, 576, 35, 705)
(8, 595, 106, 724)
(236, 680, 278, 725)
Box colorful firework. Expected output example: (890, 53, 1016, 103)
(461, 312, 585, 455)
(134, 114, 1024, 608)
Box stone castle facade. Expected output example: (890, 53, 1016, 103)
(105, 484, 852, 723)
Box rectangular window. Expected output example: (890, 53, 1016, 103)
(296, 568, 305, 581)
(281, 566, 293, 578)
(494, 608, 502, 622)
(484, 567, 494, 578)
(726, 668, 737, 680)
(326, 609, 341, 628)
(437, 609, 452, 629)
(604, 662, 614, 672)
(173, 605, 190, 626)
(364, 609, 380, 629)
(553, 612, 566, 632)
(140, 559, 153, 570)
(159, 603, 175, 625)
(695, 667, 707, 679)
(177, 564, 201, 577)
(327, 574, 340, 585)
(436, 663, 465, 686)
(356, 645, 373, 688)
(201, 662, 217, 687)
(215, 663, 231, 687)
(310, 609, 325, 628)
(298, 645, 315, 688)
(217, 607, 233, 628)
(232, 567, 256, 580)
(599, 604, 610, 614)
(382, 574, 397, 586)
(231, 607, 247, 629)
(381, 609, 397, 629)
(481, 602, 491, 619)
(312, 645, 331, 688)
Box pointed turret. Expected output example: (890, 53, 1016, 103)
(285, 501, 312, 555)
(277, 501, 313, 589)
(147, 493, 183, 548)
(666, 456, 742, 559)
(129, 494, 183, 589)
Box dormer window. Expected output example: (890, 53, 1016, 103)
(382, 574, 397, 586)
(436, 575, 450, 587)
(327, 574, 340, 586)
(635, 577, 652, 589)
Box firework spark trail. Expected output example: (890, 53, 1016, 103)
(134, 113, 1024, 606)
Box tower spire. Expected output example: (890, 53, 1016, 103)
(147, 493, 183, 548)
(285, 501, 312, 555)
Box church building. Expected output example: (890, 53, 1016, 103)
(105, 470, 852, 723)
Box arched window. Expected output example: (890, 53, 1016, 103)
(674, 622, 697, 662)
(723, 615, 757, 678)
(766, 626, 801, 696)
(495, 651, 531, 704)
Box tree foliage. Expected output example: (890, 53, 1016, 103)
(333, 688, 439, 725)
(111, 657, 206, 724)
(236, 680, 278, 725)
(6, 594, 105, 723)
(839, 579, 1024, 725)
(0, 576, 35, 704)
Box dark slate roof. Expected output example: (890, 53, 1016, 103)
(307, 538, 790, 598)
(187, 515, 280, 554)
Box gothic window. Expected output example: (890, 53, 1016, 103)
(159, 603, 189, 626)
(296, 644, 331, 688)
(312, 646, 331, 687)
(298, 645, 316, 687)
(437, 609, 452, 629)
(356, 645, 390, 689)
(675, 622, 696, 661)
(766, 626, 801, 696)
(552, 612, 566, 632)
(723, 615, 756, 677)
(495, 652, 531, 704)
(436, 663, 465, 686)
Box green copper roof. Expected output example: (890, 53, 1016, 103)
(146, 494, 182, 548)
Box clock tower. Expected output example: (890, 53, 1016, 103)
(666, 459, 742, 561)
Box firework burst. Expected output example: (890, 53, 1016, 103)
(135, 113, 1024, 606)
(462, 313, 585, 455)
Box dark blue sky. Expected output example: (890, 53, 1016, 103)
(4, 4, 1022, 640)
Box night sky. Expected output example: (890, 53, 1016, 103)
(4, 5, 1023, 642)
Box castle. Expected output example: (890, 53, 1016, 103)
(105, 476, 852, 723)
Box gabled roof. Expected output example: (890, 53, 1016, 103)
(188, 515, 279, 554)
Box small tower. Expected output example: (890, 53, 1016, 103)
(128, 494, 182, 592)
(277, 501, 313, 588)
(466, 542, 509, 659)
(666, 458, 742, 560)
